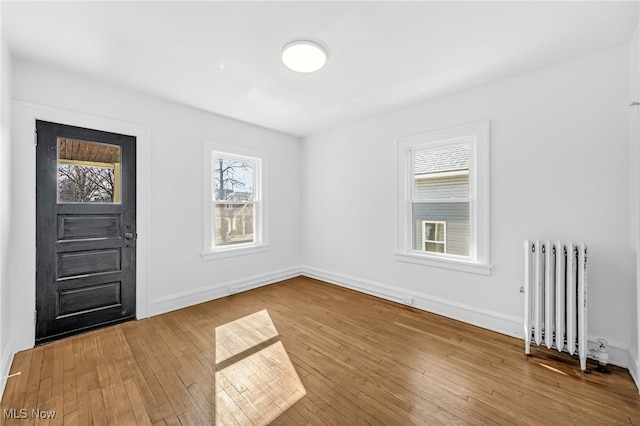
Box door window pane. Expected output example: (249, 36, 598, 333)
(57, 138, 121, 203)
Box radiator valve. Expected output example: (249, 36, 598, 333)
(594, 338, 610, 374)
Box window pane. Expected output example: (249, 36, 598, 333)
(215, 204, 255, 246)
(413, 144, 469, 200)
(213, 157, 255, 201)
(423, 221, 445, 242)
(413, 202, 469, 256)
(425, 242, 445, 253)
(58, 138, 121, 203)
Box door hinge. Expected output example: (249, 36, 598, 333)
(33, 129, 37, 146)
(33, 310, 37, 325)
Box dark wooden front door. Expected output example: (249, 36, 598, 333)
(36, 120, 136, 344)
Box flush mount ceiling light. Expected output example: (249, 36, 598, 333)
(281, 40, 327, 73)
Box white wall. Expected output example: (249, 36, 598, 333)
(9, 58, 302, 352)
(0, 24, 15, 395)
(302, 45, 633, 365)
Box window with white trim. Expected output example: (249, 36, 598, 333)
(396, 121, 491, 275)
(202, 142, 267, 260)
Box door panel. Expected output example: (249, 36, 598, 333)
(36, 120, 136, 344)
(57, 282, 121, 317)
(58, 215, 121, 239)
(57, 248, 121, 278)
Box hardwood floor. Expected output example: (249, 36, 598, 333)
(2, 276, 640, 425)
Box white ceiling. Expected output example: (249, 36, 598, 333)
(2, 1, 638, 137)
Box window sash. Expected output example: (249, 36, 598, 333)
(411, 142, 471, 202)
(412, 201, 472, 259)
(212, 156, 258, 202)
(211, 201, 259, 246)
(213, 203, 256, 248)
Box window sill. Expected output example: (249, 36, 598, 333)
(202, 244, 269, 261)
(395, 252, 493, 276)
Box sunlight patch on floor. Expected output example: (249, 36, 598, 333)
(538, 362, 569, 376)
(215, 309, 279, 363)
(214, 310, 306, 425)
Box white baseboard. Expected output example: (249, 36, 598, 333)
(148, 267, 301, 316)
(0, 335, 16, 402)
(627, 352, 640, 394)
(300, 266, 632, 370)
(300, 265, 523, 338)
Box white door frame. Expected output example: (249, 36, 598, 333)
(636, 73, 640, 392)
(11, 101, 150, 352)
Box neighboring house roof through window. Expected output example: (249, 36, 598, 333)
(414, 144, 469, 175)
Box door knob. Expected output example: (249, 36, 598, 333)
(125, 232, 136, 240)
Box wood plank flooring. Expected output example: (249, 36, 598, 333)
(2, 276, 640, 425)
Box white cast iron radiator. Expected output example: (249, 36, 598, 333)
(523, 240, 588, 371)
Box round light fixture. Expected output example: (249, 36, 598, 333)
(281, 40, 327, 73)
